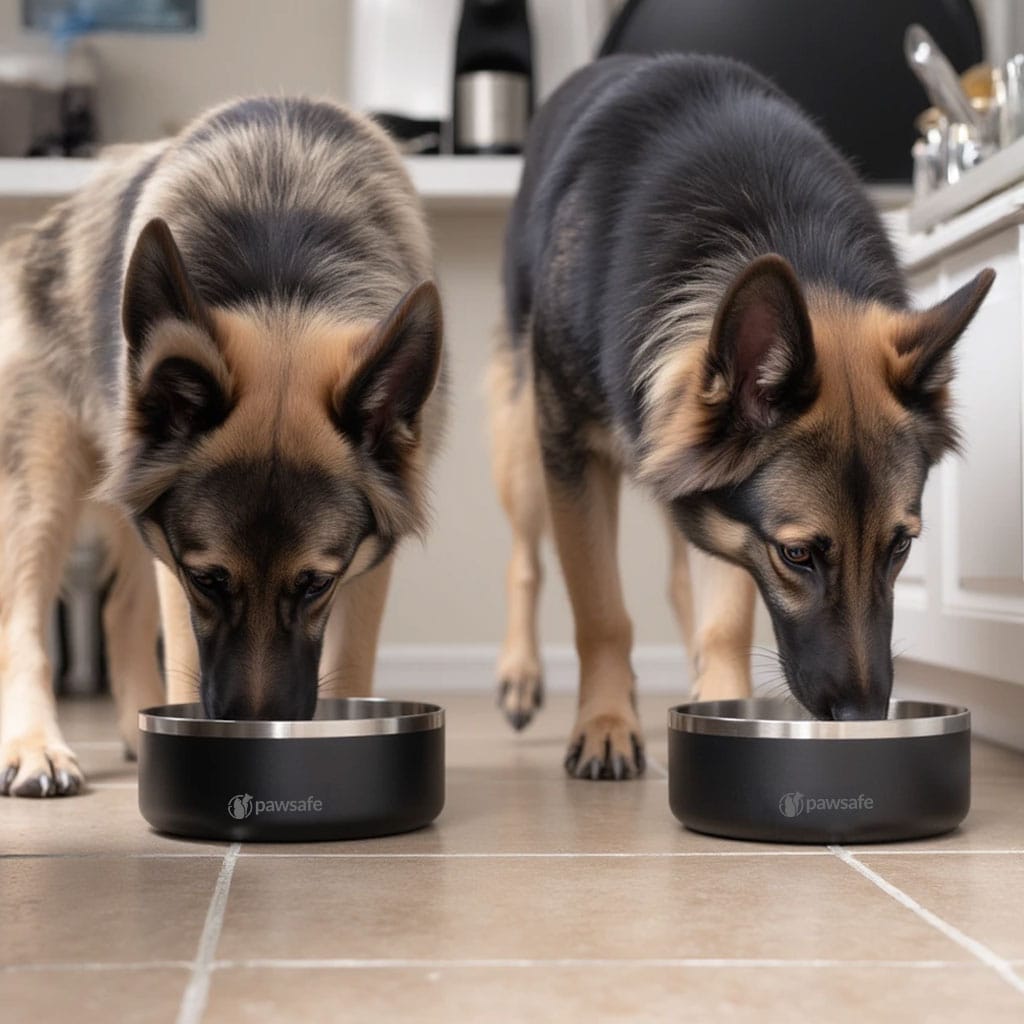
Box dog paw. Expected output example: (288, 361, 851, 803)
(564, 709, 645, 781)
(0, 737, 84, 797)
(496, 661, 544, 731)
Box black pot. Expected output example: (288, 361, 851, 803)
(138, 699, 444, 842)
(668, 699, 970, 843)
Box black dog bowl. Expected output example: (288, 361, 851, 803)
(138, 699, 444, 842)
(669, 699, 970, 843)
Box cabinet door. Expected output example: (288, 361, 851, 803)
(897, 226, 1024, 686)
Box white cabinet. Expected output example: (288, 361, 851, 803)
(897, 197, 1024, 687)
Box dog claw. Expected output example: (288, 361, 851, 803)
(13, 772, 51, 798)
(1, 766, 14, 795)
(564, 713, 645, 781)
(631, 735, 646, 774)
(55, 769, 80, 796)
(506, 709, 532, 732)
(497, 673, 544, 732)
(563, 738, 584, 776)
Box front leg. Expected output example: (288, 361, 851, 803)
(319, 555, 394, 698)
(690, 553, 755, 701)
(103, 520, 165, 756)
(545, 456, 643, 780)
(155, 560, 200, 705)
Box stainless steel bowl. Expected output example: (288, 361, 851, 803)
(668, 699, 970, 843)
(139, 698, 445, 842)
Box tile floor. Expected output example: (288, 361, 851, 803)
(2, 691, 1024, 1023)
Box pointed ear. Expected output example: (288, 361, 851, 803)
(333, 281, 443, 470)
(122, 217, 214, 362)
(706, 254, 817, 430)
(893, 268, 995, 401)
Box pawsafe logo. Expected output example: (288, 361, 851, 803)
(227, 793, 323, 820)
(778, 791, 874, 817)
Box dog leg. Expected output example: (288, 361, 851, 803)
(488, 347, 547, 730)
(155, 560, 200, 704)
(319, 555, 394, 698)
(665, 515, 696, 655)
(547, 457, 642, 780)
(691, 553, 755, 701)
(102, 520, 164, 757)
(0, 398, 87, 797)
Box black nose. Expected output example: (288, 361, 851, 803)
(204, 689, 316, 722)
(830, 698, 889, 722)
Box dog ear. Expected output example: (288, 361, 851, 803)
(122, 218, 215, 359)
(706, 254, 817, 430)
(334, 281, 443, 472)
(892, 268, 995, 410)
(122, 219, 231, 448)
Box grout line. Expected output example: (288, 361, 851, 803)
(1, 960, 192, 973)
(231, 850, 832, 859)
(643, 754, 669, 780)
(209, 956, 966, 971)
(1, 957, 978, 974)
(830, 845, 1024, 996)
(849, 849, 1024, 856)
(87, 782, 137, 790)
(175, 842, 240, 1024)
(1, 852, 228, 859)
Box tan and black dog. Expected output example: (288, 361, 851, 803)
(0, 97, 444, 797)
(489, 55, 993, 779)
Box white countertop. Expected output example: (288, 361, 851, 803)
(0, 155, 523, 210)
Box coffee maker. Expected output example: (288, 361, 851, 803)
(451, 0, 533, 154)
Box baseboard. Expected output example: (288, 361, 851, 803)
(375, 643, 693, 695)
(376, 644, 1024, 752)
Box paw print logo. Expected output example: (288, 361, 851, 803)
(228, 793, 254, 820)
(778, 792, 804, 818)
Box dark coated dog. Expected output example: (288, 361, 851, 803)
(488, 55, 993, 779)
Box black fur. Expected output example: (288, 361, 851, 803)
(504, 54, 906, 473)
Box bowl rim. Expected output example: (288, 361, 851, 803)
(138, 698, 444, 739)
(668, 698, 969, 739)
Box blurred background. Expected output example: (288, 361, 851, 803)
(1, 1, 1022, 744)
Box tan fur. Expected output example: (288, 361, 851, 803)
(486, 340, 548, 725)
(546, 458, 642, 778)
(0, 95, 442, 793)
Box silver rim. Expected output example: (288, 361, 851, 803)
(139, 698, 444, 739)
(668, 699, 969, 739)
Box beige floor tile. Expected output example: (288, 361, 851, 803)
(218, 854, 969, 963)
(1, 783, 226, 856)
(0, 856, 220, 965)
(204, 964, 1024, 1024)
(857, 853, 1024, 961)
(971, 741, 1024, 783)
(0, 967, 188, 1023)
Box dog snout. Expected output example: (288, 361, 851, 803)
(203, 682, 316, 722)
(828, 694, 890, 722)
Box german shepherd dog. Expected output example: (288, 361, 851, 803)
(489, 55, 994, 779)
(0, 98, 444, 796)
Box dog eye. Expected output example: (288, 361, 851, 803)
(185, 566, 230, 596)
(779, 544, 812, 569)
(298, 572, 336, 600)
(892, 536, 912, 558)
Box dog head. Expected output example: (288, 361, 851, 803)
(644, 254, 994, 720)
(107, 218, 442, 720)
